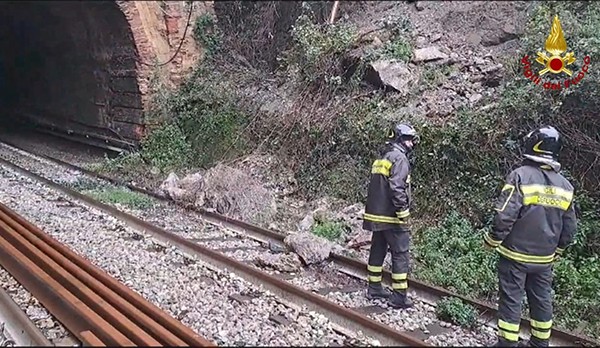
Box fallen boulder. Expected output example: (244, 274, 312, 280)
(255, 253, 303, 273)
(366, 59, 416, 95)
(284, 232, 332, 265)
(413, 46, 449, 63)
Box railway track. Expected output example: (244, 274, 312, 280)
(0, 138, 597, 347)
(0, 201, 214, 347)
(0, 286, 51, 346)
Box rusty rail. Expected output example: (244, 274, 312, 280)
(0, 202, 214, 347)
(0, 139, 598, 347)
(0, 286, 51, 346)
(0, 155, 428, 347)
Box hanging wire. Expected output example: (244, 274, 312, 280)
(139, 1, 194, 67)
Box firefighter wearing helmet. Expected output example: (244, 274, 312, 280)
(362, 122, 419, 309)
(485, 126, 577, 347)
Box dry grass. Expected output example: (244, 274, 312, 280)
(202, 163, 276, 224)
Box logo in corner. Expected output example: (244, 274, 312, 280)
(521, 15, 591, 90)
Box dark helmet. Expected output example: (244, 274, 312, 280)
(388, 122, 419, 147)
(522, 125, 562, 160)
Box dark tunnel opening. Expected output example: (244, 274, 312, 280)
(0, 1, 143, 147)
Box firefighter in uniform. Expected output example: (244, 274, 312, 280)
(363, 122, 419, 309)
(484, 126, 577, 347)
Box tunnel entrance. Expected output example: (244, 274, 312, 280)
(0, 1, 143, 148)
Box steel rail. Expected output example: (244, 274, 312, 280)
(0, 200, 214, 347)
(0, 157, 428, 347)
(0, 139, 598, 347)
(0, 286, 51, 347)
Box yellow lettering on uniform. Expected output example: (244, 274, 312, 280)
(521, 184, 573, 210)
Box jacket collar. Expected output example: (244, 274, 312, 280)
(523, 155, 561, 172)
(387, 141, 408, 154)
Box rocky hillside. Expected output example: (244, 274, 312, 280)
(97, 0, 600, 339)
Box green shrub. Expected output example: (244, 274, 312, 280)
(413, 212, 499, 300)
(146, 66, 251, 168)
(379, 37, 412, 62)
(436, 296, 479, 328)
(283, 13, 358, 89)
(311, 218, 347, 242)
(553, 256, 600, 337)
(193, 13, 222, 56)
(140, 123, 193, 171)
(414, 208, 600, 337)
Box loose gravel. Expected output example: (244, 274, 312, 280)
(0, 268, 72, 345)
(0, 142, 497, 346)
(0, 161, 378, 346)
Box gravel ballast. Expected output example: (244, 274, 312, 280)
(0, 161, 378, 346)
(0, 142, 497, 346)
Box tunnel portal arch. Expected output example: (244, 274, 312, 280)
(0, 1, 204, 146)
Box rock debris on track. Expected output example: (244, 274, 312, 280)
(0, 158, 377, 346)
(0, 143, 497, 346)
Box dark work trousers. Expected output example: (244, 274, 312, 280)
(497, 256, 553, 347)
(366, 229, 410, 292)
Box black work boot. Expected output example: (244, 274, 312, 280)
(388, 290, 414, 309)
(366, 283, 391, 299)
(490, 338, 519, 347)
(528, 338, 548, 348)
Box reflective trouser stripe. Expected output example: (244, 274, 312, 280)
(531, 319, 552, 340)
(531, 329, 551, 340)
(391, 273, 408, 290)
(396, 209, 410, 219)
(497, 246, 554, 264)
(367, 265, 383, 272)
(498, 319, 520, 341)
(367, 264, 383, 283)
(363, 213, 407, 224)
(484, 233, 502, 247)
(555, 247, 564, 256)
(392, 282, 408, 290)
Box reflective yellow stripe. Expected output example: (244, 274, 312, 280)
(484, 233, 502, 247)
(501, 184, 515, 192)
(531, 319, 552, 329)
(396, 209, 410, 218)
(531, 328, 551, 340)
(391, 273, 407, 280)
(556, 247, 564, 255)
(367, 265, 383, 273)
(521, 185, 573, 200)
(521, 184, 573, 211)
(499, 319, 520, 332)
(368, 275, 382, 282)
(392, 282, 408, 290)
(497, 246, 554, 264)
(523, 195, 571, 210)
(495, 184, 516, 212)
(371, 167, 390, 176)
(371, 159, 393, 177)
(363, 213, 407, 224)
(498, 329, 519, 341)
(498, 320, 520, 341)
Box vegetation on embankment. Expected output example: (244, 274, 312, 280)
(99, 1, 600, 338)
